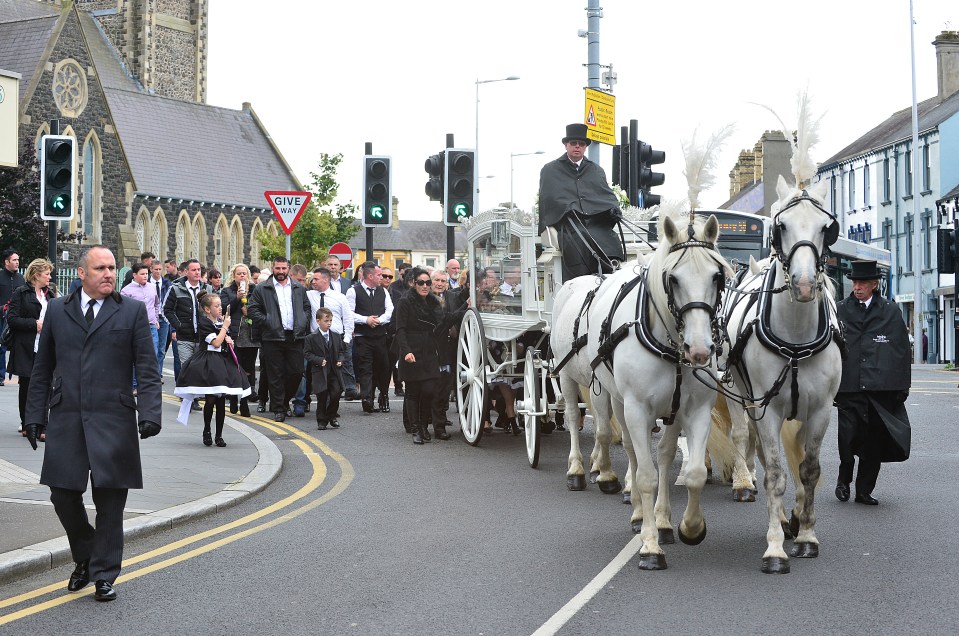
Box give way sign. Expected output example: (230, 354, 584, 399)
(264, 191, 312, 235)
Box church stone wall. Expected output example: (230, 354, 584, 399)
(153, 26, 197, 100)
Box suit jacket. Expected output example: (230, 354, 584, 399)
(304, 330, 345, 391)
(5, 284, 56, 377)
(25, 291, 163, 490)
(246, 276, 312, 341)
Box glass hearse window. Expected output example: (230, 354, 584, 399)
(471, 229, 523, 315)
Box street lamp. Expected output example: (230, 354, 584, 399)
(475, 76, 520, 206)
(510, 151, 545, 211)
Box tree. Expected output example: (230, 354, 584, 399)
(0, 144, 47, 261)
(258, 153, 359, 268)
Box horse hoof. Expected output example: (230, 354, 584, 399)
(622, 492, 631, 505)
(781, 520, 795, 541)
(598, 478, 623, 494)
(638, 553, 667, 571)
(678, 522, 707, 546)
(789, 512, 801, 538)
(789, 542, 819, 558)
(658, 528, 675, 544)
(567, 474, 587, 491)
(732, 488, 756, 503)
(589, 471, 600, 484)
(761, 556, 790, 574)
(631, 520, 643, 534)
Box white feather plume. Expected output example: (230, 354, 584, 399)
(751, 89, 825, 187)
(682, 124, 736, 213)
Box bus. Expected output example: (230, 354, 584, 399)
(641, 209, 892, 298)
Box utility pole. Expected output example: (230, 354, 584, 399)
(584, 0, 602, 164)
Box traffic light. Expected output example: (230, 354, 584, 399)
(937, 227, 957, 274)
(444, 148, 475, 226)
(362, 155, 391, 227)
(424, 152, 445, 202)
(40, 134, 77, 221)
(637, 141, 665, 208)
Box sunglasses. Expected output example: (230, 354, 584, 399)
(567, 140, 588, 147)
(381, 274, 393, 279)
(414, 279, 431, 286)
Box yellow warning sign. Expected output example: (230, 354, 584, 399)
(583, 88, 615, 146)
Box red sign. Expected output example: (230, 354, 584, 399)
(328, 242, 353, 269)
(264, 191, 312, 235)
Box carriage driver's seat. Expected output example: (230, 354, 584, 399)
(538, 226, 562, 262)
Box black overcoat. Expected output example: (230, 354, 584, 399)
(537, 154, 620, 235)
(395, 292, 450, 383)
(25, 291, 163, 490)
(836, 292, 911, 393)
(5, 284, 56, 377)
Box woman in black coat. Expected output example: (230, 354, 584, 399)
(7, 258, 56, 436)
(220, 263, 259, 417)
(395, 268, 454, 445)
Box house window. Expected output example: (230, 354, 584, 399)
(922, 144, 931, 192)
(904, 150, 913, 196)
(848, 167, 856, 209)
(81, 133, 101, 240)
(883, 158, 891, 202)
(830, 176, 838, 213)
(863, 163, 871, 206)
(922, 211, 932, 269)
(904, 214, 913, 271)
(882, 218, 892, 251)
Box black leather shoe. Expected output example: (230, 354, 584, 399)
(274, 412, 286, 422)
(835, 482, 850, 502)
(329, 420, 339, 428)
(256, 401, 267, 413)
(855, 493, 879, 505)
(191, 399, 202, 411)
(94, 580, 117, 602)
(67, 560, 90, 592)
(362, 400, 375, 414)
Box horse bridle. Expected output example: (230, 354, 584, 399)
(771, 191, 839, 275)
(661, 234, 727, 359)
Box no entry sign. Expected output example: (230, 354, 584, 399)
(264, 191, 312, 235)
(328, 242, 353, 270)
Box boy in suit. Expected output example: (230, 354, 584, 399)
(304, 307, 345, 430)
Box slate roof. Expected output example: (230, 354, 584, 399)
(348, 220, 466, 252)
(820, 90, 959, 168)
(0, 0, 60, 105)
(76, 10, 140, 92)
(105, 88, 300, 207)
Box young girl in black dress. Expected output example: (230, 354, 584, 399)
(174, 291, 251, 446)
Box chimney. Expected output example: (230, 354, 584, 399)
(391, 195, 400, 229)
(934, 31, 959, 102)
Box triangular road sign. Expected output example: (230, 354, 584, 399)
(264, 190, 312, 235)
(586, 105, 597, 126)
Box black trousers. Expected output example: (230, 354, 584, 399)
(354, 335, 388, 401)
(405, 379, 439, 429)
(315, 373, 343, 424)
(50, 485, 128, 583)
(836, 392, 882, 496)
(432, 370, 452, 425)
(260, 333, 304, 413)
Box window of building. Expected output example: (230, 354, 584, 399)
(904, 214, 913, 271)
(135, 207, 149, 251)
(848, 167, 856, 209)
(904, 149, 913, 196)
(151, 208, 166, 261)
(81, 133, 101, 241)
(922, 144, 931, 192)
(830, 176, 837, 213)
(922, 210, 932, 269)
(250, 218, 263, 268)
(863, 163, 871, 207)
(882, 218, 892, 251)
(192, 214, 206, 262)
(175, 212, 190, 264)
(883, 158, 891, 202)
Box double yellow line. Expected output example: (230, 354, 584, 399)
(0, 416, 353, 625)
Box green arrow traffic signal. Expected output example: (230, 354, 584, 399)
(370, 204, 384, 220)
(453, 202, 469, 218)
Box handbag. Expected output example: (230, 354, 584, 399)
(0, 321, 11, 347)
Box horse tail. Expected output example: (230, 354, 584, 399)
(780, 419, 818, 489)
(707, 396, 739, 482)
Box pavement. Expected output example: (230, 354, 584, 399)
(0, 372, 282, 584)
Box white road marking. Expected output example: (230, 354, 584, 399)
(531, 535, 643, 636)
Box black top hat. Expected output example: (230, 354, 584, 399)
(846, 260, 882, 280)
(562, 123, 591, 146)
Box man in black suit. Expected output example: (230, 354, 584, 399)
(25, 245, 162, 602)
(247, 257, 312, 422)
(346, 261, 393, 414)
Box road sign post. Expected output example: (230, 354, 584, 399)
(264, 190, 312, 261)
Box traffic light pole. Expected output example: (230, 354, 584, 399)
(48, 119, 59, 270)
(446, 133, 455, 262)
(365, 142, 374, 264)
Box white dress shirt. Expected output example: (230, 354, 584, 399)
(307, 287, 354, 342)
(346, 282, 393, 326)
(273, 277, 294, 330)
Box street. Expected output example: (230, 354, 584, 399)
(0, 365, 956, 635)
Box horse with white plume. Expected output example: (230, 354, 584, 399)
(718, 91, 843, 574)
(551, 128, 733, 570)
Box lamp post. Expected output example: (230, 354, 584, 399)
(510, 151, 545, 211)
(475, 76, 519, 207)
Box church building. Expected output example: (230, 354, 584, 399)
(0, 0, 298, 271)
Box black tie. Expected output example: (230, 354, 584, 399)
(85, 299, 96, 326)
(155, 280, 161, 299)
(190, 287, 198, 330)
(368, 288, 375, 300)
(320, 292, 325, 308)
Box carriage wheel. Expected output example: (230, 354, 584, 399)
(456, 308, 488, 446)
(523, 348, 542, 468)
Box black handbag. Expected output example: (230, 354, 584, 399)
(0, 321, 11, 347)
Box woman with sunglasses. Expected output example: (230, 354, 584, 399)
(394, 267, 457, 445)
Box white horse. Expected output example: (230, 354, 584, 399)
(552, 274, 625, 494)
(720, 175, 842, 574)
(584, 212, 730, 570)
